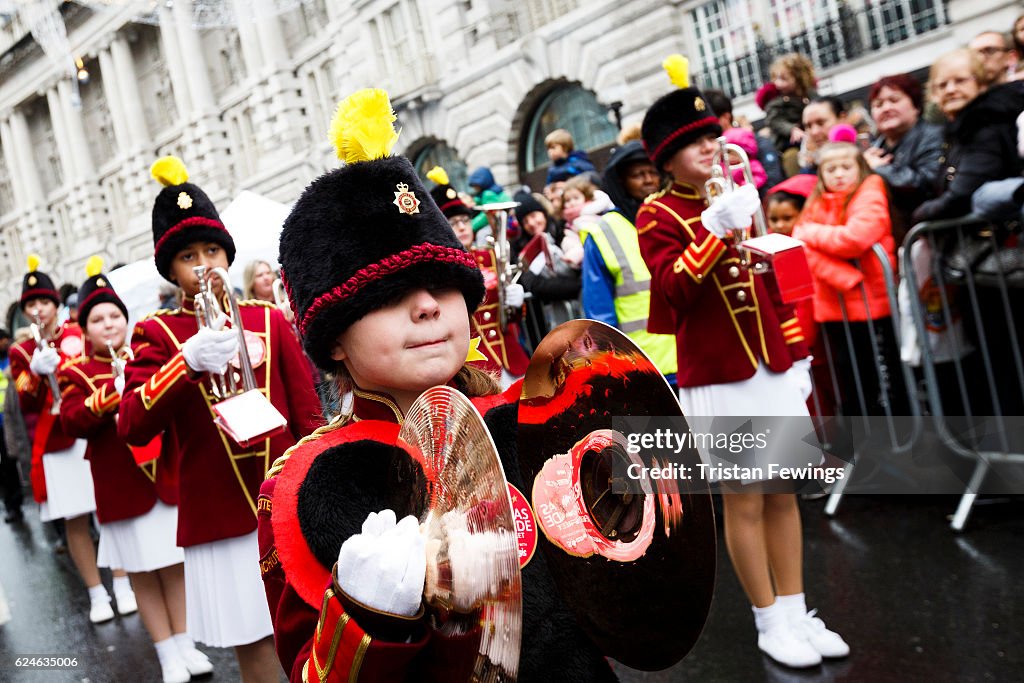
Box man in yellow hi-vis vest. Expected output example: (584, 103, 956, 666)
(579, 140, 678, 386)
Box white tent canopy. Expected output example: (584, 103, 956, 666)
(107, 191, 291, 328)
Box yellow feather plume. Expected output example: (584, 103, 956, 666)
(27, 253, 40, 273)
(426, 166, 449, 186)
(663, 54, 690, 89)
(151, 156, 189, 187)
(328, 89, 400, 164)
(86, 255, 104, 278)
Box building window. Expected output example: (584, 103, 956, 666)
(0, 148, 13, 216)
(413, 141, 468, 193)
(690, 0, 760, 97)
(521, 0, 581, 30)
(369, 1, 434, 95)
(522, 84, 618, 175)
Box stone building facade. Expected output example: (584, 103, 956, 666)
(0, 0, 1019, 302)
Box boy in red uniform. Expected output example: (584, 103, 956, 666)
(60, 257, 206, 683)
(637, 56, 848, 668)
(118, 157, 323, 682)
(258, 88, 616, 682)
(9, 256, 122, 623)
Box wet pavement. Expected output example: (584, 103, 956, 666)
(2, 493, 1022, 682)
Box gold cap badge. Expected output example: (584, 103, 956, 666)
(177, 192, 193, 210)
(393, 183, 421, 215)
(446, 188, 457, 199)
(97, 278, 107, 287)
(28, 275, 37, 286)
(695, 97, 706, 111)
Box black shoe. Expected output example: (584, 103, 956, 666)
(3, 510, 24, 524)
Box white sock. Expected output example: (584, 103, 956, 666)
(154, 637, 182, 667)
(173, 632, 197, 655)
(87, 584, 110, 604)
(112, 575, 133, 596)
(752, 601, 785, 633)
(776, 592, 807, 618)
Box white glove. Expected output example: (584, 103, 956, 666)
(700, 184, 762, 238)
(181, 324, 239, 375)
(505, 283, 525, 308)
(114, 375, 126, 396)
(337, 509, 425, 618)
(787, 357, 813, 401)
(30, 347, 60, 376)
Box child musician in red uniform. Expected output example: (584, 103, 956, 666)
(258, 89, 616, 682)
(9, 256, 125, 623)
(59, 257, 209, 683)
(637, 56, 849, 668)
(118, 158, 323, 683)
(427, 166, 530, 386)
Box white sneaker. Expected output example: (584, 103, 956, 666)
(161, 660, 190, 683)
(179, 647, 214, 676)
(790, 609, 850, 658)
(758, 624, 822, 668)
(89, 600, 115, 624)
(115, 591, 138, 616)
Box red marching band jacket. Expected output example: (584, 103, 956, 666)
(117, 298, 324, 548)
(58, 350, 177, 524)
(9, 321, 84, 502)
(469, 248, 530, 377)
(257, 382, 617, 683)
(257, 390, 482, 683)
(635, 182, 810, 388)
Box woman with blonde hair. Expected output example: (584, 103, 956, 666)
(242, 259, 276, 302)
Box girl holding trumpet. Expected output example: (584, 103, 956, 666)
(636, 56, 849, 668)
(258, 88, 615, 682)
(117, 158, 323, 683)
(8, 256, 123, 624)
(58, 257, 201, 683)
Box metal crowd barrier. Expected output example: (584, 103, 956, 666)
(901, 217, 1024, 530)
(815, 243, 922, 516)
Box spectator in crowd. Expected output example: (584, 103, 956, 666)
(513, 191, 582, 338)
(559, 174, 614, 268)
(723, 126, 768, 192)
(799, 96, 847, 174)
(1012, 15, 1024, 80)
(793, 142, 908, 417)
(969, 30, 1017, 85)
(577, 140, 677, 384)
(863, 74, 944, 244)
(762, 53, 817, 176)
(242, 259, 276, 303)
(705, 88, 785, 190)
(467, 166, 512, 235)
(617, 121, 643, 145)
(913, 49, 1024, 223)
(0, 328, 24, 524)
(545, 128, 596, 184)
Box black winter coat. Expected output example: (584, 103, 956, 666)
(912, 81, 1024, 224)
(871, 119, 944, 243)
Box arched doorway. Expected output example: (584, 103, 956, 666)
(518, 83, 619, 190)
(411, 140, 469, 193)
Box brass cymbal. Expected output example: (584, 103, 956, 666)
(399, 386, 523, 682)
(517, 320, 716, 670)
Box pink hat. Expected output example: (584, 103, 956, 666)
(828, 123, 858, 144)
(767, 174, 818, 199)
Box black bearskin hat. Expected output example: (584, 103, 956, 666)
(149, 156, 236, 281)
(642, 55, 723, 170)
(426, 166, 474, 219)
(77, 256, 128, 325)
(20, 254, 60, 309)
(278, 89, 485, 371)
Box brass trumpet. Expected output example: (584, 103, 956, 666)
(192, 265, 288, 448)
(106, 339, 133, 378)
(271, 278, 293, 321)
(477, 201, 522, 329)
(192, 265, 257, 400)
(705, 136, 768, 269)
(30, 315, 62, 415)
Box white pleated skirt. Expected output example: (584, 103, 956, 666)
(183, 531, 273, 648)
(38, 440, 96, 522)
(678, 363, 818, 483)
(97, 501, 184, 573)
